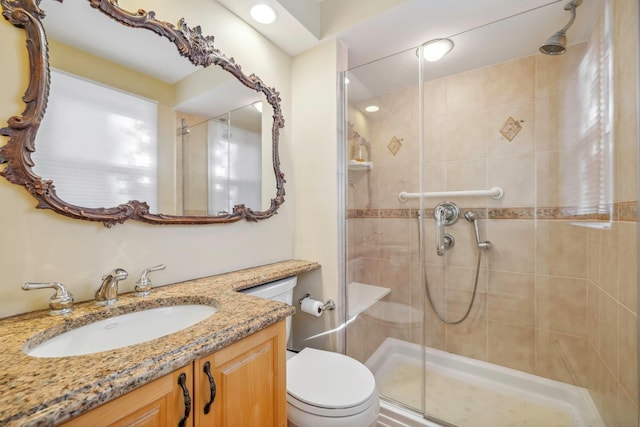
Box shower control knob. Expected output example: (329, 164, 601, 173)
(443, 234, 455, 250)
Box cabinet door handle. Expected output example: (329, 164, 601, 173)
(177, 372, 191, 427)
(203, 361, 217, 414)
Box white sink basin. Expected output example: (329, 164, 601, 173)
(26, 304, 218, 358)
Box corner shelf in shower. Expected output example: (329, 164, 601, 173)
(348, 282, 390, 319)
(348, 160, 373, 171)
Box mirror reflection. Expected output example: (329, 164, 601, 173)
(0, 0, 283, 225)
(181, 101, 271, 216)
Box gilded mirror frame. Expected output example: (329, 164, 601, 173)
(0, 0, 285, 227)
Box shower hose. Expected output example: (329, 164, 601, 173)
(417, 212, 483, 325)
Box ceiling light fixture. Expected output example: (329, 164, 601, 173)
(253, 101, 263, 112)
(365, 105, 379, 113)
(417, 38, 454, 62)
(250, 4, 277, 24)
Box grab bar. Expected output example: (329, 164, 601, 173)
(398, 187, 504, 201)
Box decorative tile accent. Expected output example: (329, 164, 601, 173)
(487, 208, 534, 219)
(499, 117, 523, 142)
(387, 136, 403, 155)
(347, 209, 379, 219)
(536, 207, 602, 220)
(347, 204, 638, 222)
(617, 201, 638, 221)
(380, 209, 412, 218)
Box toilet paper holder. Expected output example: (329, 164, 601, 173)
(299, 293, 336, 312)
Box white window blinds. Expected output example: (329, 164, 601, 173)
(34, 69, 159, 211)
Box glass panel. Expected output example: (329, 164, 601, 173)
(343, 0, 639, 425)
(180, 103, 262, 216)
(344, 47, 424, 413)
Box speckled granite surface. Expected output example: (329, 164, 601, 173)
(0, 259, 320, 427)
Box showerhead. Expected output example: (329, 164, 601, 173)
(540, 0, 581, 56)
(540, 30, 567, 55)
(464, 211, 477, 222)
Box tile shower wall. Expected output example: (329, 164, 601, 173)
(346, 1, 638, 424)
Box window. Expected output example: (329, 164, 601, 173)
(34, 69, 159, 211)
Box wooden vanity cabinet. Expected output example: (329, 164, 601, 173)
(61, 365, 194, 427)
(194, 321, 286, 427)
(60, 321, 286, 427)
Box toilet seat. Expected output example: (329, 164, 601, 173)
(287, 348, 377, 417)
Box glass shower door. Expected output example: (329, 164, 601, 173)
(344, 47, 426, 414)
(343, 0, 636, 425)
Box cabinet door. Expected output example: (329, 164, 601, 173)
(61, 364, 194, 427)
(195, 321, 286, 427)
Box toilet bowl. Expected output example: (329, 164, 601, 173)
(241, 277, 379, 427)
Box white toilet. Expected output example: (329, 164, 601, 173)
(241, 276, 379, 427)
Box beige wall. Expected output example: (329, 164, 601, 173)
(291, 40, 341, 351)
(346, 0, 638, 424)
(0, 0, 294, 317)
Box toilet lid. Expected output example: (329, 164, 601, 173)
(287, 348, 377, 416)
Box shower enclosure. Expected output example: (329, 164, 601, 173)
(178, 103, 264, 216)
(343, 0, 638, 425)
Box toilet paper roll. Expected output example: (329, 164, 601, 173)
(300, 297, 324, 317)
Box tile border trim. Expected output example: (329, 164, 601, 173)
(347, 202, 638, 222)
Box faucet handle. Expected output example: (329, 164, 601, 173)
(23, 282, 74, 316)
(135, 264, 166, 297)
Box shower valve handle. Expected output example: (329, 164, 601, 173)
(434, 201, 460, 256)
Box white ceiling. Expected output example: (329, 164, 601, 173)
(344, 0, 601, 101)
(43, 0, 602, 106)
(216, 0, 601, 100)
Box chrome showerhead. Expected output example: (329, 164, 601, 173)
(540, 29, 568, 55)
(540, 0, 582, 56)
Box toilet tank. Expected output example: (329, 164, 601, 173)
(240, 276, 297, 345)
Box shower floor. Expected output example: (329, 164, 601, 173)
(366, 338, 603, 427)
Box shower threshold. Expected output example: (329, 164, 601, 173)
(366, 337, 604, 427)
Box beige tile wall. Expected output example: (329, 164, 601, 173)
(346, 0, 638, 424)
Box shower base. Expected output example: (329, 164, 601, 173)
(366, 337, 604, 427)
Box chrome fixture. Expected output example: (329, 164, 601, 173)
(22, 282, 74, 315)
(539, 0, 582, 55)
(135, 264, 166, 297)
(180, 118, 190, 135)
(418, 208, 491, 325)
(417, 38, 454, 62)
(298, 293, 336, 312)
(434, 201, 460, 256)
(95, 268, 128, 306)
(464, 211, 491, 250)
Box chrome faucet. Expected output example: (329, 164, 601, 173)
(23, 282, 74, 315)
(95, 268, 128, 306)
(135, 264, 166, 297)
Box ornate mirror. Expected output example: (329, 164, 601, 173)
(0, 0, 285, 226)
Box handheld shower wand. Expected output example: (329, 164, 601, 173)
(464, 211, 491, 250)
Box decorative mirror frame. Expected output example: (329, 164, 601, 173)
(0, 0, 285, 227)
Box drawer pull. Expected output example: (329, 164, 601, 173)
(203, 361, 217, 414)
(177, 372, 191, 427)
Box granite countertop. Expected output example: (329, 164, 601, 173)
(0, 259, 320, 427)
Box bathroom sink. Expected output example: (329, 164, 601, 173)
(26, 304, 218, 358)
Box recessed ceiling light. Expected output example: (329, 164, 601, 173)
(365, 105, 379, 113)
(417, 38, 454, 62)
(252, 101, 263, 112)
(250, 4, 277, 24)
(344, 77, 350, 85)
